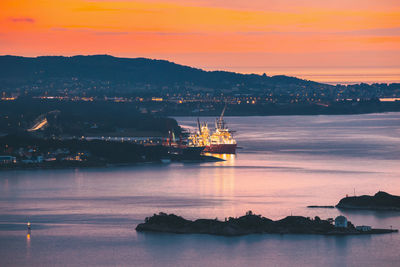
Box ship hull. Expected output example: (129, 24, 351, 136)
(182, 146, 206, 157)
(166, 145, 205, 157)
(204, 144, 237, 154)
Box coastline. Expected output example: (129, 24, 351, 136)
(0, 155, 224, 172)
(1, 113, 400, 266)
(136, 213, 399, 237)
(307, 191, 400, 212)
(336, 191, 400, 211)
(336, 205, 400, 212)
(173, 111, 400, 118)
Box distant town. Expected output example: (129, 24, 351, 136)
(1, 55, 399, 116)
(1, 93, 400, 117)
(1, 55, 400, 169)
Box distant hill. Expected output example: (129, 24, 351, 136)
(0, 55, 325, 95)
(0, 99, 181, 136)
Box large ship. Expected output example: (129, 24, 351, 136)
(163, 131, 205, 158)
(189, 107, 237, 154)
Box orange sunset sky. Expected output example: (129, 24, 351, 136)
(1, 0, 400, 84)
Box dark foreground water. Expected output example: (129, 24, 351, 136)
(1, 113, 400, 266)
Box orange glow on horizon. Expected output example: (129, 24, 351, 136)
(1, 0, 399, 83)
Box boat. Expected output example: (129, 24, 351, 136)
(189, 107, 237, 154)
(163, 131, 205, 158)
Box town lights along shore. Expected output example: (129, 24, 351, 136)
(189, 107, 237, 154)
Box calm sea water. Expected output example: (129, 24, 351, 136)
(206, 66, 400, 85)
(1, 113, 400, 266)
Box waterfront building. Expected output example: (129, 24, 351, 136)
(0, 155, 16, 164)
(356, 226, 372, 232)
(335, 216, 348, 228)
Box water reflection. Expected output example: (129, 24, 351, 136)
(204, 153, 236, 164)
(214, 155, 235, 197)
(338, 209, 400, 219)
(1, 114, 400, 266)
(209, 154, 236, 197)
(74, 168, 84, 191)
(1, 178, 9, 193)
(26, 230, 31, 260)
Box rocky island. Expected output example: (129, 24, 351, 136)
(336, 191, 400, 211)
(136, 211, 397, 236)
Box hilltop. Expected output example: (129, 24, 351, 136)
(0, 55, 326, 96)
(336, 191, 400, 211)
(1, 55, 399, 116)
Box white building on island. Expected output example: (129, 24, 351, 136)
(335, 216, 348, 228)
(356, 225, 372, 232)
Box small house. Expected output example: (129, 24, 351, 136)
(356, 225, 371, 232)
(0, 156, 16, 164)
(335, 216, 348, 228)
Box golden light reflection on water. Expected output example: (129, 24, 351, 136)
(200, 154, 237, 215)
(204, 153, 236, 165)
(26, 230, 31, 259)
(214, 155, 235, 194)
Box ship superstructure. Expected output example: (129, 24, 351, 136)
(189, 107, 237, 154)
(163, 130, 205, 158)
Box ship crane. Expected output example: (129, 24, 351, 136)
(197, 118, 202, 134)
(189, 106, 237, 154)
(215, 105, 227, 130)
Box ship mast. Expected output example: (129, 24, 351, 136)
(216, 105, 227, 130)
(197, 118, 202, 134)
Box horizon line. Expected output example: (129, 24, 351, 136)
(1, 54, 399, 86)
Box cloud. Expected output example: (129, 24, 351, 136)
(342, 27, 400, 36)
(50, 27, 204, 36)
(9, 17, 35, 23)
(74, 4, 159, 14)
(51, 27, 68, 31)
(236, 27, 400, 37)
(94, 31, 129, 35)
(51, 27, 128, 35)
(83, 0, 400, 12)
(145, 31, 206, 36)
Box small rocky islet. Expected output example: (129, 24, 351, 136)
(136, 211, 397, 236)
(336, 191, 400, 211)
